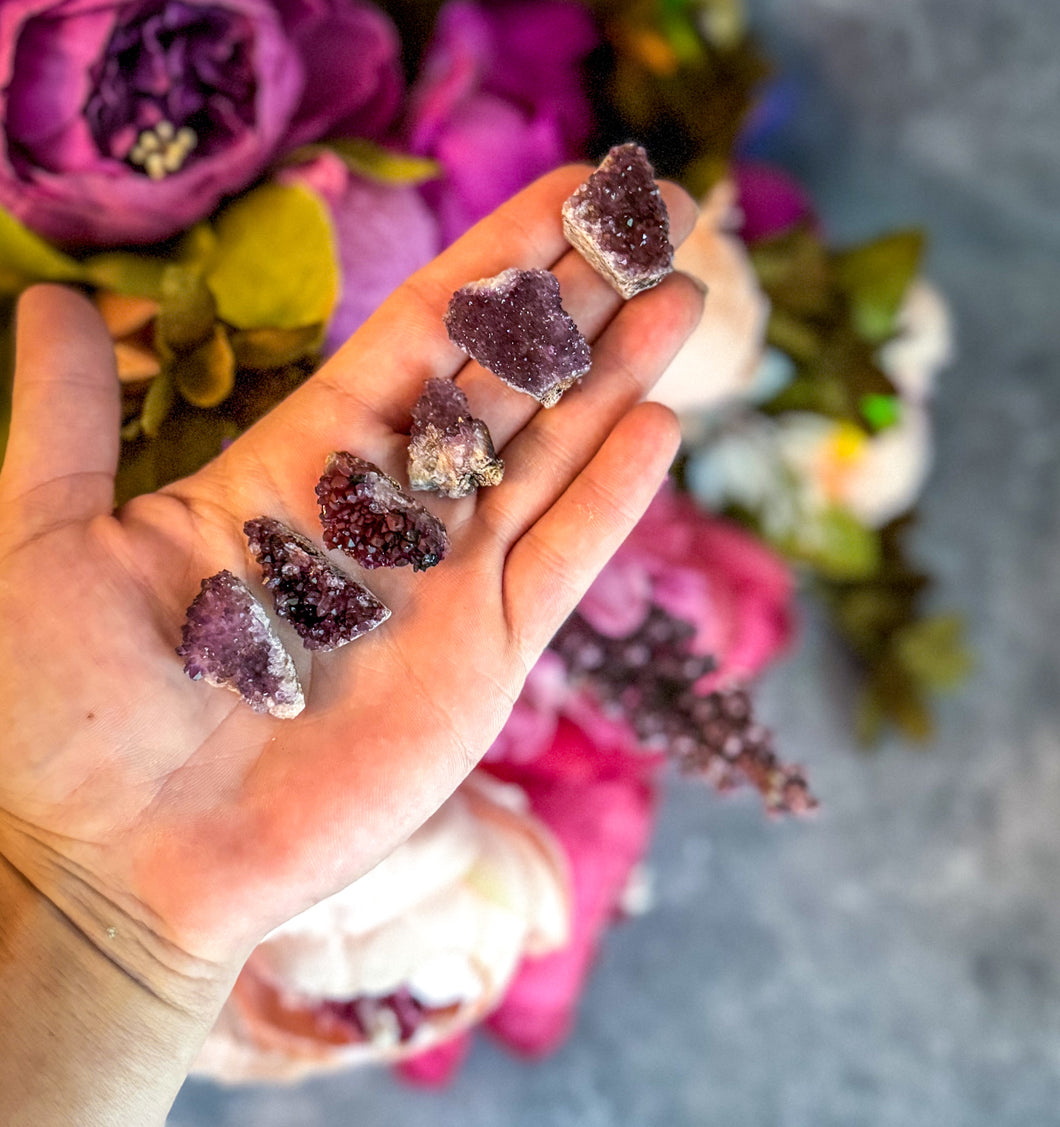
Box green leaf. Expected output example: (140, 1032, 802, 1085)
(289, 139, 441, 186)
(171, 326, 236, 409)
(229, 323, 324, 370)
(140, 369, 175, 438)
(81, 253, 168, 299)
(894, 614, 973, 689)
(156, 265, 216, 352)
(834, 229, 924, 344)
(779, 506, 881, 581)
(860, 392, 902, 432)
(0, 206, 84, 292)
(206, 183, 339, 331)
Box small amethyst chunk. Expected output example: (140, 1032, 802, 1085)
(562, 143, 674, 298)
(177, 570, 304, 718)
(444, 268, 591, 408)
(407, 378, 504, 498)
(244, 517, 390, 652)
(316, 452, 450, 571)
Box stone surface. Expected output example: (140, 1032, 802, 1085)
(316, 452, 449, 572)
(444, 268, 591, 407)
(244, 517, 390, 652)
(171, 4, 1060, 1123)
(407, 378, 504, 498)
(176, 570, 304, 719)
(562, 143, 674, 298)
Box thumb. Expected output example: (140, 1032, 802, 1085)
(1, 285, 120, 528)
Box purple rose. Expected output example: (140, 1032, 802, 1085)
(0, 0, 403, 246)
(405, 0, 598, 244)
(281, 152, 441, 353)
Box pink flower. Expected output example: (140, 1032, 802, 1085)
(0, 0, 403, 246)
(487, 483, 796, 765)
(405, 0, 597, 244)
(281, 152, 441, 353)
(733, 160, 816, 244)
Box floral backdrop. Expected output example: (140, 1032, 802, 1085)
(0, 0, 968, 1088)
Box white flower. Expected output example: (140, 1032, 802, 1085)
(653, 180, 770, 424)
(192, 774, 569, 1084)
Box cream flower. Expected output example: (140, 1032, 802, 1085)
(653, 179, 770, 421)
(193, 774, 569, 1084)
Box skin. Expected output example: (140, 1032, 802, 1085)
(0, 166, 702, 1123)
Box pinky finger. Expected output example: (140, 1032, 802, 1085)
(502, 400, 681, 662)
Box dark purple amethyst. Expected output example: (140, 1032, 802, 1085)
(316, 452, 450, 571)
(444, 268, 591, 407)
(562, 144, 674, 298)
(407, 378, 504, 498)
(84, 2, 256, 176)
(550, 606, 816, 816)
(243, 517, 390, 652)
(176, 570, 304, 718)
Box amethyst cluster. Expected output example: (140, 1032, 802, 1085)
(244, 517, 390, 651)
(562, 143, 674, 298)
(177, 570, 305, 719)
(316, 452, 450, 571)
(550, 606, 816, 816)
(407, 378, 504, 498)
(444, 268, 590, 407)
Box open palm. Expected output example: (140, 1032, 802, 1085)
(0, 167, 701, 1007)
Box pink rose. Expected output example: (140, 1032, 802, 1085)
(0, 0, 403, 246)
(487, 483, 796, 765)
(281, 152, 441, 353)
(405, 0, 597, 244)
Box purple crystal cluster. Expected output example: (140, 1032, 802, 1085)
(316, 452, 450, 571)
(407, 378, 504, 498)
(177, 570, 304, 719)
(444, 268, 591, 407)
(550, 606, 816, 816)
(244, 517, 390, 652)
(562, 143, 674, 299)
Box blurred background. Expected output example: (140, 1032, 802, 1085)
(171, 0, 1060, 1123)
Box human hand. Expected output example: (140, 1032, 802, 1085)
(0, 167, 701, 1036)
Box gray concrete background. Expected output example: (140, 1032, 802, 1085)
(170, 2, 1060, 1123)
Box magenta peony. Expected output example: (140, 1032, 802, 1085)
(0, 0, 403, 246)
(405, 0, 597, 244)
(487, 483, 796, 766)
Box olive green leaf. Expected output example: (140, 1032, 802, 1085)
(205, 183, 339, 331)
(0, 206, 84, 293)
(834, 229, 924, 344)
(894, 614, 973, 689)
(171, 325, 236, 409)
(778, 506, 882, 581)
(156, 265, 216, 352)
(288, 139, 441, 186)
(229, 324, 324, 370)
(81, 253, 168, 299)
(140, 369, 176, 438)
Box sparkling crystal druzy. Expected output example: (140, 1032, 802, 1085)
(244, 517, 391, 651)
(177, 570, 304, 719)
(562, 143, 674, 299)
(444, 268, 591, 408)
(316, 452, 450, 571)
(407, 377, 504, 498)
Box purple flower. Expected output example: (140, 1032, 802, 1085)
(406, 0, 598, 244)
(281, 152, 441, 352)
(0, 0, 403, 246)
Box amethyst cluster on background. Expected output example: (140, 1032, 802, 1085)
(407, 378, 504, 498)
(444, 268, 591, 407)
(0, 0, 402, 245)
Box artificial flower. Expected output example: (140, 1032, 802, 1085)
(487, 483, 795, 766)
(405, 0, 597, 244)
(280, 152, 441, 353)
(732, 159, 816, 244)
(192, 774, 569, 1083)
(652, 178, 770, 420)
(0, 0, 403, 246)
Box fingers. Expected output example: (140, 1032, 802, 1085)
(1, 285, 119, 528)
(502, 401, 681, 662)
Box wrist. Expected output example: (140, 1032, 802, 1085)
(0, 850, 235, 1125)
